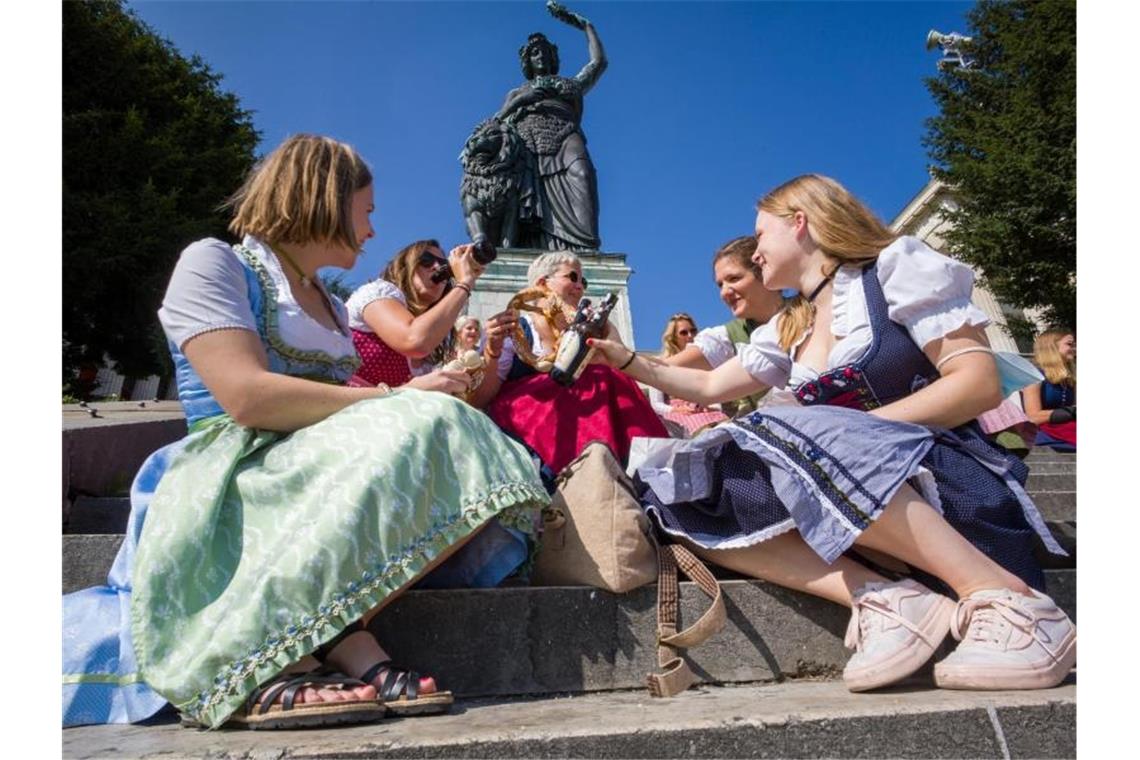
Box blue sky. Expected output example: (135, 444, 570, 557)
(126, 0, 970, 348)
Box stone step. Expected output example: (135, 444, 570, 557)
(61, 678, 1076, 759)
(62, 477, 1078, 537)
(1023, 449, 1076, 463)
(1025, 472, 1075, 491)
(62, 557, 1075, 700)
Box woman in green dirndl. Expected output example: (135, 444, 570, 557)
(63, 134, 550, 730)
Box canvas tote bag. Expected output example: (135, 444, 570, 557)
(532, 441, 658, 593)
(531, 441, 727, 696)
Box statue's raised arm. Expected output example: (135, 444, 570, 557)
(547, 1, 607, 91)
(463, 1, 607, 252)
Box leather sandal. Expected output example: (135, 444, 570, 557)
(361, 659, 454, 716)
(182, 668, 385, 730)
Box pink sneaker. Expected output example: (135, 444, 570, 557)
(934, 587, 1076, 690)
(843, 578, 956, 692)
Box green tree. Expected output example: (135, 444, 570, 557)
(63, 0, 259, 391)
(923, 0, 1075, 329)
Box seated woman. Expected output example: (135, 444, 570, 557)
(62, 134, 549, 730)
(647, 312, 729, 436)
(1022, 329, 1076, 451)
(454, 314, 483, 356)
(663, 236, 789, 416)
(589, 174, 1074, 693)
(344, 239, 484, 388)
(469, 251, 668, 473)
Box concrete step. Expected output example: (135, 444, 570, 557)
(63, 560, 1075, 700)
(63, 478, 1077, 537)
(1025, 472, 1075, 491)
(62, 402, 186, 527)
(61, 678, 1076, 759)
(1023, 449, 1076, 463)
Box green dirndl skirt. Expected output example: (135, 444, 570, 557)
(129, 389, 549, 728)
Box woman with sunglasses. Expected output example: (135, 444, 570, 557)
(469, 251, 667, 473)
(647, 313, 730, 436)
(63, 135, 549, 730)
(345, 240, 486, 390)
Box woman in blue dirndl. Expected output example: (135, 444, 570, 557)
(588, 174, 1075, 693)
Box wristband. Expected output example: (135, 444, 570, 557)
(618, 349, 637, 371)
(454, 282, 473, 297)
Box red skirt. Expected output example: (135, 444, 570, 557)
(1038, 420, 1077, 447)
(487, 364, 669, 473)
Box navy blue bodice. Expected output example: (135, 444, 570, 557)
(792, 263, 940, 410)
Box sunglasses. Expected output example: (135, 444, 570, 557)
(562, 271, 588, 289)
(417, 251, 448, 270)
(676, 329, 695, 337)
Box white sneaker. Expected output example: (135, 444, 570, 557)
(934, 587, 1076, 690)
(843, 578, 956, 692)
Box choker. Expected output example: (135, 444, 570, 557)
(805, 267, 838, 303)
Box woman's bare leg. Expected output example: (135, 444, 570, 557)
(853, 483, 1031, 598)
(683, 531, 889, 607)
(321, 520, 497, 695)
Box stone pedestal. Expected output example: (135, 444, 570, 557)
(465, 248, 636, 348)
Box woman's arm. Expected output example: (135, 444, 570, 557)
(184, 329, 388, 432)
(1020, 381, 1051, 425)
(495, 85, 543, 122)
(870, 323, 1004, 428)
(362, 294, 466, 359)
(663, 344, 714, 370)
(588, 337, 766, 407)
(467, 309, 518, 408)
(646, 384, 673, 416)
(362, 245, 482, 359)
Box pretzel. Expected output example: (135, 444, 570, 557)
(506, 287, 574, 373)
(442, 349, 486, 400)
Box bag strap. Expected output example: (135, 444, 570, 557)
(646, 542, 727, 697)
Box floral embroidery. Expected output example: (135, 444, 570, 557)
(233, 244, 361, 380)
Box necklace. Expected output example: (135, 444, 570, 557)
(274, 244, 314, 289)
(805, 266, 838, 303)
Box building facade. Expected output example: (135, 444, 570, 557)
(890, 178, 1044, 354)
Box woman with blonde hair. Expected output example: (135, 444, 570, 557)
(589, 174, 1073, 694)
(1022, 329, 1076, 451)
(647, 312, 730, 436)
(62, 134, 549, 729)
(470, 250, 667, 472)
(454, 314, 483, 353)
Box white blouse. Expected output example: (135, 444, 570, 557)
(737, 236, 990, 391)
(693, 324, 751, 370)
(345, 279, 408, 332)
(158, 235, 356, 361)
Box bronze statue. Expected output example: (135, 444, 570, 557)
(460, 1, 607, 251)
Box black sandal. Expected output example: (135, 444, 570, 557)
(182, 669, 386, 730)
(361, 659, 454, 716)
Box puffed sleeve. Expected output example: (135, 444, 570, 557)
(693, 325, 736, 369)
(158, 238, 257, 350)
(345, 279, 408, 332)
(877, 237, 990, 350)
(735, 318, 794, 388)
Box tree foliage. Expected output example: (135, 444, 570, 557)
(923, 0, 1075, 329)
(63, 0, 259, 386)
